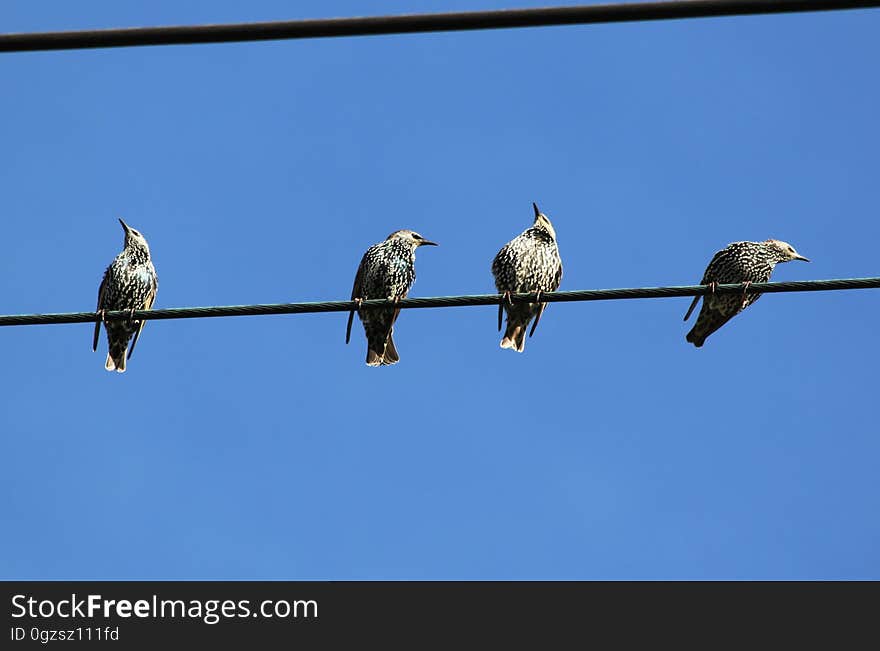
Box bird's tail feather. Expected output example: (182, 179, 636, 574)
(383, 332, 399, 365)
(105, 339, 129, 372)
(685, 329, 706, 348)
(366, 330, 399, 366)
(500, 323, 526, 353)
(686, 309, 736, 348)
(105, 350, 126, 372)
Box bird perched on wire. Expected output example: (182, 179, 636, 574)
(93, 219, 159, 372)
(684, 239, 809, 347)
(346, 229, 438, 366)
(491, 202, 563, 352)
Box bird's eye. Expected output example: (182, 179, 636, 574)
(413, 233, 422, 240)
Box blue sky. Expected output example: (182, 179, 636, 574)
(2, 1, 878, 580)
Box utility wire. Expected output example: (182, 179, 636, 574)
(0, 277, 877, 327)
(1, 1, 879, 53)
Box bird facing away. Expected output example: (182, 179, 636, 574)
(346, 229, 438, 366)
(683, 239, 809, 348)
(491, 202, 563, 352)
(92, 219, 159, 372)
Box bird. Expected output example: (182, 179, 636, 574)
(346, 229, 438, 366)
(491, 202, 563, 352)
(92, 218, 159, 372)
(684, 239, 809, 347)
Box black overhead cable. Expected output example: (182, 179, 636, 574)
(1, 1, 879, 53)
(0, 278, 878, 327)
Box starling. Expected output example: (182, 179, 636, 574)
(491, 202, 563, 352)
(684, 239, 809, 347)
(346, 229, 438, 366)
(92, 219, 159, 372)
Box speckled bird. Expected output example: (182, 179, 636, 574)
(92, 219, 159, 372)
(684, 239, 809, 347)
(491, 203, 563, 352)
(346, 229, 438, 366)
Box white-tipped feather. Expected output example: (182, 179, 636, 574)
(500, 326, 525, 352)
(105, 352, 127, 372)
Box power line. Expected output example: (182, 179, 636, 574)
(1, 1, 878, 53)
(1, 277, 877, 327)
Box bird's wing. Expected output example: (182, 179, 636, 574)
(390, 304, 403, 328)
(552, 258, 563, 291)
(530, 256, 562, 338)
(492, 245, 513, 332)
(699, 248, 729, 285)
(127, 281, 157, 361)
(684, 250, 725, 321)
(490, 246, 507, 279)
(529, 303, 547, 338)
(92, 269, 110, 352)
(683, 295, 701, 322)
(346, 256, 366, 344)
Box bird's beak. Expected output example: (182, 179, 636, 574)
(118, 218, 130, 233)
(794, 254, 810, 262)
(533, 202, 541, 218)
(419, 239, 438, 247)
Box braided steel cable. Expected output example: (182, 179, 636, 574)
(0, 277, 877, 327)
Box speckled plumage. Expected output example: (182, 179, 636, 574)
(92, 219, 159, 372)
(346, 229, 437, 366)
(491, 203, 563, 352)
(684, 239, 809, 347)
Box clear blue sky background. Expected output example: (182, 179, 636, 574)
(2, 1, 878, 580)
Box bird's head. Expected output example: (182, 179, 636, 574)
(119, 218, 151, 255)
(764, 239, 809, 263)
(531, 202, 557, 241)
(387, 229, 438, 249)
